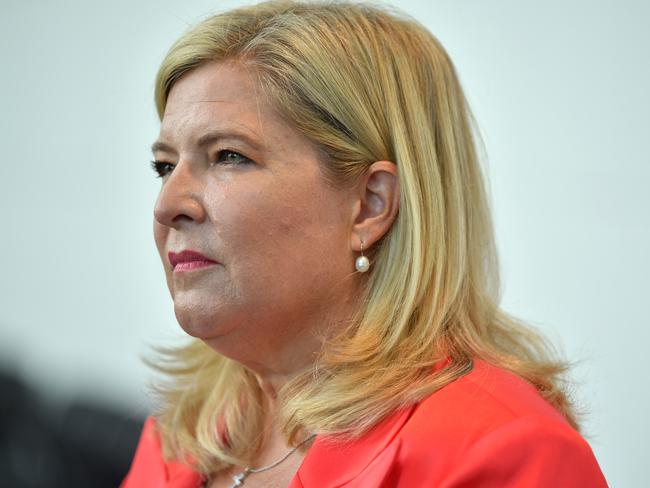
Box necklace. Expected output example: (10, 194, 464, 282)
(225, 434, 317, 488)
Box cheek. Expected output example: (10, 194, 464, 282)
(225, 186, 350, 286)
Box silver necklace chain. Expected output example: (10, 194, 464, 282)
(225, 434, 317, 488)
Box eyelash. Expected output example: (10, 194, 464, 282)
(150, 160, 174, 178)
(150, 150, 253, 178)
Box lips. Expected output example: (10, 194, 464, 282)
(168, 250, 218, 272)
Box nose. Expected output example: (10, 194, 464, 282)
(153, 161, 206, 228)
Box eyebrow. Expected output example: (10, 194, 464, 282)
(151, 129, 264, 154)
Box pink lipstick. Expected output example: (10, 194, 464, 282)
(168, 250, 218, 273)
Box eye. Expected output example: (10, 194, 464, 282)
(215, 150, 253, 165)
(150, 160, 175, 178)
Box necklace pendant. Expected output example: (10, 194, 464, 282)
(229, 471, 248, 487)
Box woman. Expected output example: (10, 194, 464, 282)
(123, 1, 607, 486)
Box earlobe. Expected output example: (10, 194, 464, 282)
(351, 161, 400, 252)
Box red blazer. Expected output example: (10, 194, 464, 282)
(122, 358, 608, 487)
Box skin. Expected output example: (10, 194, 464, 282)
(152, 60, 399, 485)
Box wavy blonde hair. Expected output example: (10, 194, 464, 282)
(151, 0, 579, 475)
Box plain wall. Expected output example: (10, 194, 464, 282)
(1, 0, 647, 485)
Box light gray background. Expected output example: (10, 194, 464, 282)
(1, 0, 647, 485)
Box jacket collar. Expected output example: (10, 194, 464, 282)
(288, 357, 452, 487)
(289, 404, 415, 487)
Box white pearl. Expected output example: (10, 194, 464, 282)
(355, 255, 370, 272)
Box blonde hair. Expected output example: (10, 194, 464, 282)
(152, 0, 578, 475)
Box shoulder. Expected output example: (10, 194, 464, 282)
(385, 358, 608, 486)
(402, 357, 572, 448)
(120, 417, 204, 488)
(296, 358, 608, 487)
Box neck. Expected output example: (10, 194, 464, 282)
(254, 372, 316, 451)
(256, 374, 286, 405)
(244, 388, 313, 472)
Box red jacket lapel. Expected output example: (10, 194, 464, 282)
(289, 405, 415, 487)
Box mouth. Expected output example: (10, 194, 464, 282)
(168, 250, 219, 273)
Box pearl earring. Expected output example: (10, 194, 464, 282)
(355, 240, 370, 273)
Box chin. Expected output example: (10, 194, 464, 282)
(174, 306, 221, 339)
(174, 300, 249, 346)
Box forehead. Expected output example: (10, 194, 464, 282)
(159, 61, 286, 146)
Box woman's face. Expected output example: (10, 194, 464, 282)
(152, 61, 358, 374)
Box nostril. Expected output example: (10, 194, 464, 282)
(172, 213, 197, 224)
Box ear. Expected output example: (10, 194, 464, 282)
(351, 161, 400, 251)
